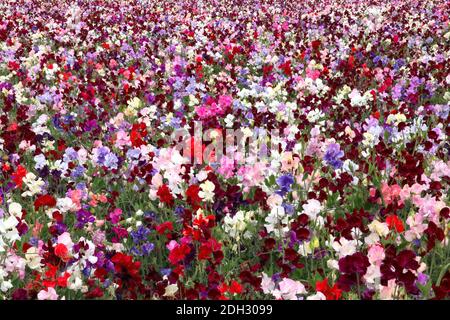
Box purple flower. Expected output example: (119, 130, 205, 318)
(130, 226, 150, 244)
(126, 148, 141, 160)
(95, 147, 110, 165)
(276, 174, 294, 195)
(71, 165, 85, 178)
(63, 147, 78, 162)
(416, 273, 429, 286)
(141, 242, 155, 255)
(324, 143, 344, 169)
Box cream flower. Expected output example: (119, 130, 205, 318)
(198, 180, 215, 202)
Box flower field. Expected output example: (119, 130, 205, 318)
(0, 0, 449, 300)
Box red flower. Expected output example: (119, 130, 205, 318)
(198, 238, 222, 261)
(111, 253, 141, 281)
(386, 214, 404, 233)
(198, 243, 213, 260)
(155, 221, 174, 235)
(8, 61, 20, 71)
(279, 60, 292, 77)
(168, 243, 191, 265)
(130, 123, 147, 147)
(57, 272, 71, 287)
(11, 165, 27, 189)
(34, 194, 56, 211)
(311, 40, 321, 50)
(85, 287, 104, 299)
(229, 280, 242, 295)
(186, 185, 201, 204)
(54, 243, 70, 262)
(157, 184, 174, 207)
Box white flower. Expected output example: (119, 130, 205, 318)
(307, 292, 326, 300)
(342, 159, 359, 172)
(57, 232, 74, 250)
(25, 247, 42, 270)
(273, 278, 306, 300)
(306, 109, 324, 123)
(332, 238, 358, 258)
(364, 265, 381, 284)
(34, 154, 47, 170)
(298, 241, 313, 256)
(0, 216, 18, 232)
(1, 280, 13, 292)
(349, 89, 366, 107)
(8, 202, 22, 218)
(368, 220, 389, 237)
(266, 193, 283, 208)
(199, 180, 215, 202)
(57, 197, 77, 213)
(68, 273, 83, 291)
(21, 172, 44, 197)
(327, 259, 339, 270)
(196, 170, 208, 182)
(0, 216, 20, 252)
(264, 205, 289, 236)
(127, 97, 142, 110)
(364, 232, 380, 245)
(223, 210, 256, 241)
(224, 114, 235, 128)
(163, 283, 178, 297)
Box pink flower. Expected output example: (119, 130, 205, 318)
(261, 273, 275, 294)
(115, 130, 130, 148)
(166, 240, 178, 251)
(430, 160, 450, 181)
(274, 278, 306, 300)
(218, 95, 232, 108)
(381, 183, 401, 205)
(306, 68, 321, 80)
(109, 208, 123, 224)
(368, 244, 385, 266)
(68, 189, 83, 210)
(217, 156, 235, 179)
(195, 105, 211, 119)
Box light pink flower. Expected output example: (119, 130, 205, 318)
(275, 278, 306, 300)
(368, 244, 385, 266)
(37, 287, 58, 300)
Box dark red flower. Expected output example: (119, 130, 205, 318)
(338, 252, 370, 275)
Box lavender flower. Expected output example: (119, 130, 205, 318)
(104, 152, 119, 170)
